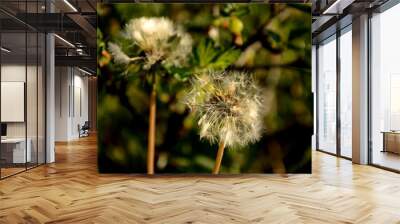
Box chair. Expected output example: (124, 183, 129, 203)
(78, 121, 90, 138)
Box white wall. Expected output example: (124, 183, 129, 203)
(55, 66, 69, 141)
(55, 66, 89, 141)
(71, 73, 89, 138)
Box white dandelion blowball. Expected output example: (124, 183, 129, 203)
(108, 17, 193, 69)
(185, 70, 264, 148)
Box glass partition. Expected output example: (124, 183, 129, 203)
(371, 4, 400, 171)
(0, 29, 28, 178)
(27, 30, 38, 169)
(38, 32, 45, 165)
(317, 35, 337, 154)
(0, 1, 46, 179)
(339, 27, 352, 158)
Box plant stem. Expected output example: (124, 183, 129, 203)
(212, 140, 226, 174)
(147, 73, 156, 175)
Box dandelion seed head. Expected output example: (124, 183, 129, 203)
(185, 70, 264, 148)
(125, 17, 174, 52)
(109, 17, 192, 69)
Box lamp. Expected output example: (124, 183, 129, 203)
(54, 34, 75, 48)
(63, 0, 78, 12)
(1, 47, 11, 53)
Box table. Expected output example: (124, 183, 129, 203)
(1, 138, 31, 163)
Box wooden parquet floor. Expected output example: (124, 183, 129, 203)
(1, 135, 400, 224)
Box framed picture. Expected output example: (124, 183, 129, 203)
(97, 3, 312, 174)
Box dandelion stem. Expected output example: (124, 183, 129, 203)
(147, 73, 156, 175)
(212, 140, 226, 174)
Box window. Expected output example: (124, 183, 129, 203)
(339, 27, 352, 158)
(371, 3, 400, 171)
(317, 35, 337, 154)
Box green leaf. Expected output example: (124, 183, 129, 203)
(165, 66, 192, 81)
(194, 38, 219, 67)
(208, 48, 241, 70)
(193, 38, 240, 71)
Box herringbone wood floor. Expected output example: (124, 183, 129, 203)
(1, 135, 400, 224)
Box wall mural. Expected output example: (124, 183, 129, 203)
(97, 3, 312, 174)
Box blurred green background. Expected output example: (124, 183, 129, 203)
(97, 3, 312, 174)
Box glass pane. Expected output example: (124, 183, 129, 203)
(27, 30, 38, 169)
(317, 36, 337, 154)
(0, 1, 46, 178)
(339, 28, 352, 158)
(371, 5, 400, 171)
(26, 0, 39, 169)
(38, 32, 45, 165)
(312, 45, 317, 150)
(1, 28, 27, 177)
